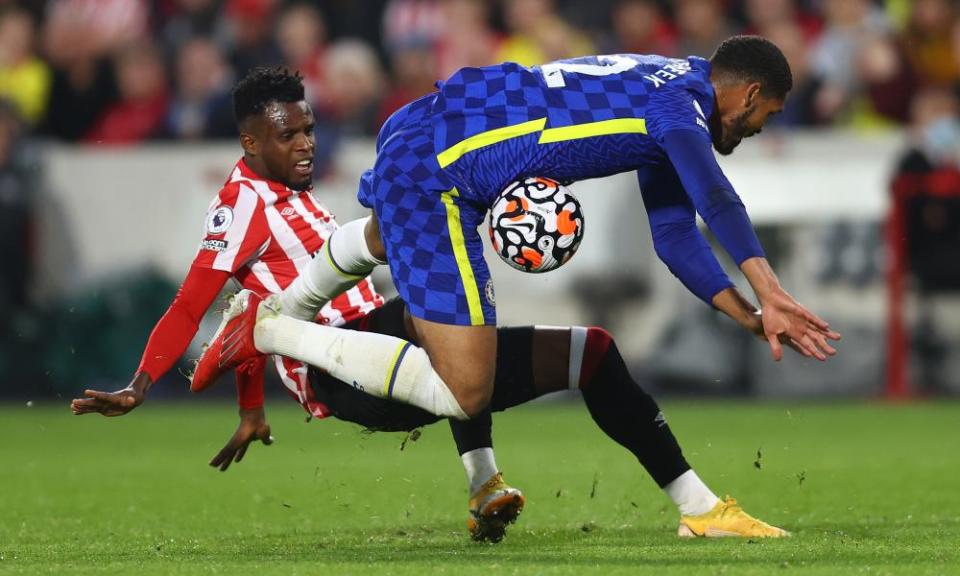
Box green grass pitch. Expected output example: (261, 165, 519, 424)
(1, 400, 958, 575)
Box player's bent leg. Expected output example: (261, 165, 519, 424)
(278, 215, 385, 321)
(510, 325, 788, 538)
(256, 310, 469, 419)
(192, 290, 468, 418)
(409, 316, 497, 418)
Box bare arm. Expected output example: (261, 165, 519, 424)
(739, 257, 841, 361)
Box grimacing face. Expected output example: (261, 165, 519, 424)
(241, 100, 316, 190)
(712, 92, 784, 156)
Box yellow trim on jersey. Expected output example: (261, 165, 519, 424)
(437, 118, 547, 168)
(441, 188, 485, 325)
(538, 118, 647, 144)
(436, 117, 647, 167)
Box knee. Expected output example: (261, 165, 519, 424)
(364, 215, 387, 261)
(586, 326, 613, 353)
(456, 387, 493, 419)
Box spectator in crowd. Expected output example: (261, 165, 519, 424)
(276, 2, 328, 107)
(899, 87, 960, 172)
(85, 41, 169, 145)
(41, 0, 150, 140)
(900, 0, 959, 88)
(603, 0, 677, 57)
(382, 0, 445, 54)
(164, 36, 235, 140)
(225, 0, 282, 78)
(0, 7, 51, 126)
(377, 39, 438, 127)
(742, 0, 822, 42)
(674, 0, 733, 58)
(0, 99, 35, 309)
(859, 32, 915, 124)
(160, 0, 231, 62)
(313, 39, 386, 175)
(496, 0, 593, 66)
(761, 19, 821, 127)
(434, 0, 501, 78)
(809, 0, 896, 124)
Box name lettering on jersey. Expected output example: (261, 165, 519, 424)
(201, 239, 228, 252)
(643, 59, 693, 88)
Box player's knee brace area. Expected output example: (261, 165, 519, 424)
(580, 328, 660, 417)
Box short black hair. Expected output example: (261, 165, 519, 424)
(709, 35, 793, 100)
(232, 67, 305, 124)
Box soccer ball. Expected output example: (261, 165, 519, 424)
(488, 177, 584, 273)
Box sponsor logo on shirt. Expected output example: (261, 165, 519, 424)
(206, 206, 234, 235)
(201, 239, 228, 252)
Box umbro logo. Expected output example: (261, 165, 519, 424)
(654, 411, 667, 428)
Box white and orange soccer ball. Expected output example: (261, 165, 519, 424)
(488, 177, 584, 273)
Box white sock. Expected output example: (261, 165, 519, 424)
(664, 470, 720, 517)
(461, 448, 499, 495)
(255, 313, 468, 419)
(279, 216, 385, 320)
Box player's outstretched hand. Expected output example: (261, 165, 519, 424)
(210, 407, 273, 472)
(71, 385, 144, 416)
(759, 287, 841, 362)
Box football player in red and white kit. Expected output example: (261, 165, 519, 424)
(71, 67, 526, 542)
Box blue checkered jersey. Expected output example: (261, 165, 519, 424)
(432, 54, 716, 206)
(427, 53, 766, 305)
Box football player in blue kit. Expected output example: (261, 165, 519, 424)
(192, 36, 841, 539)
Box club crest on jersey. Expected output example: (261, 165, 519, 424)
(206, 206, 234, 235)
(485, 278, 496, 307)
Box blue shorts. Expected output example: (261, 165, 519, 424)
(358, 94, 496, 326)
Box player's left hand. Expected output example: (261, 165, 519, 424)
(759, 287, 841, 362)
(209, 407, 273, 472)
(71, 386, 144, 416)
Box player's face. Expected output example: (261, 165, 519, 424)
(713, 89, 784, 156)
(247, 100, 316, 190)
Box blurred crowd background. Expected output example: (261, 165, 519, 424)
(3, 0, 960, 401)
(2, 0, 960, 149)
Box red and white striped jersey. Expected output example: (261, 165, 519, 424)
(194, 158, 384, 416)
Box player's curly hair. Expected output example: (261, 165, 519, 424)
(232, 67, 306, 124)
(709, 36, 793, 100)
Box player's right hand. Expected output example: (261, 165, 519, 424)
(759, 287, 841, 362)
(70, 386, 144, 416)
(209, 407, 273, 472)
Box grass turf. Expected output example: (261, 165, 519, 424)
(1, 399, 958, 575)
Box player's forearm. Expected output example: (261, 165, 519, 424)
(137, 265, 231, 383)
(711, 287, 762, 337)
(739, 257, 782, 303)
(137, 303, 204, 383)
(235, 358, 266, 409)
(129, 370, 153, 393)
